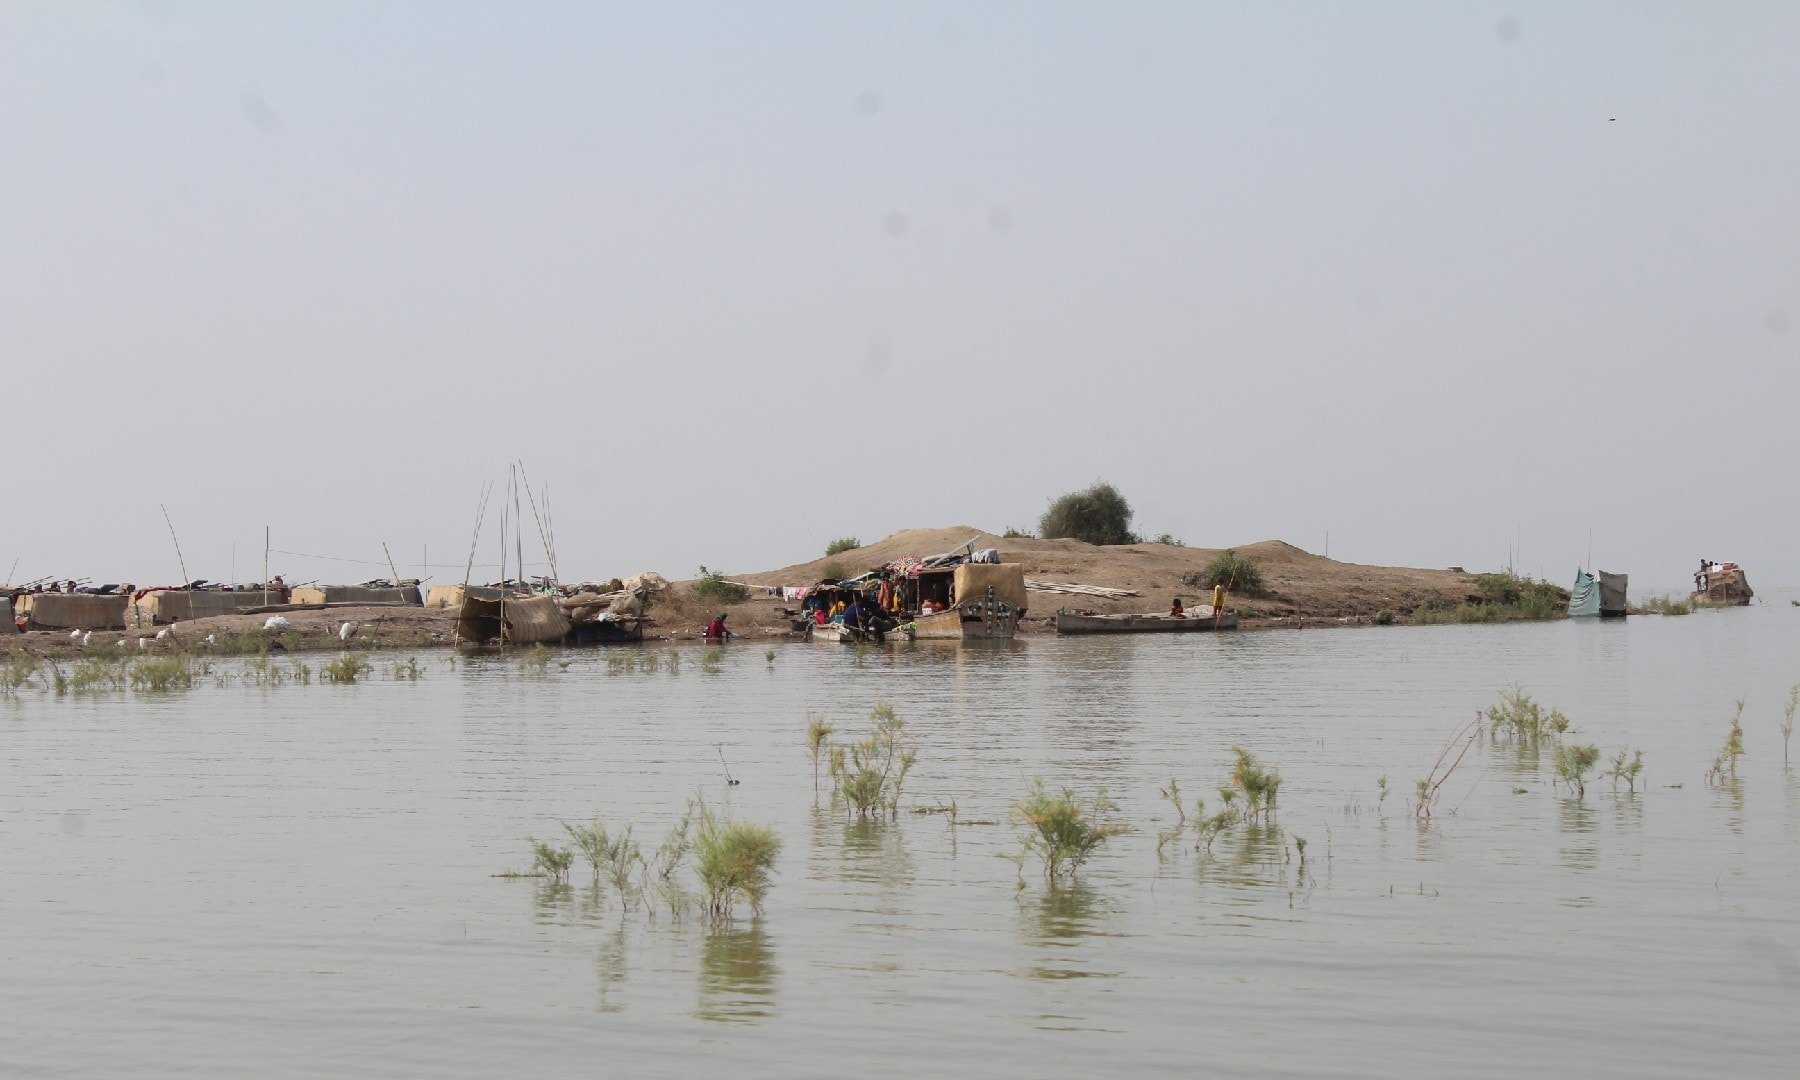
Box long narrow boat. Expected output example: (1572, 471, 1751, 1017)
(1055, 608, 1238, 634)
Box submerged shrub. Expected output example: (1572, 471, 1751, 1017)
(2, 653, 43, 694)
(828, 702, 916, 819)
(530, 838, 574, 884)
(1783, 684, 1798, 764)
(1484, 687, 1570, 742)
(1606, 748, 1645, 794)
(321, 654, 372, 684)
(1708, 699, 1747, 785)
(692, 800, 780, 919)
(1227, 746, 1282, 823)
(1014, 777, 1129, 879)
(130, 655, 196, 692)
(1555, 743, 1601, 798)
(564, 816, 641, 905)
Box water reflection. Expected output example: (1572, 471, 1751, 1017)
(1556, 797, 1599, 873)
(593, 924, 629, 1014)
(694, 920, 778, 1023)
(1016, 883, 1119, 981)
(1196, 823, 1294, 897)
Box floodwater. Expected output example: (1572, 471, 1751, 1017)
(4, 600, 1799, 1078)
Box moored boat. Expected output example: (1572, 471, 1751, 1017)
(1055, 607, 1238, 634)
(1691, 560, 1753, 607)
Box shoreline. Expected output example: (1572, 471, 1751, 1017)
(2, 526, 1573, 659)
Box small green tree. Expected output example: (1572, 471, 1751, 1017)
(1191, 550, 1269, 598)
(1038, 481, 1135, 546)
(692, 566, 750, 604)
(825, 536, 861, 556)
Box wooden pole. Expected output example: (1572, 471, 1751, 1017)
(262, 526, 270, 607)
(382, 542, 401, 586)
(160, 504, 190, 588)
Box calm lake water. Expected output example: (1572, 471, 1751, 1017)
(5, 600, 1800, 1078)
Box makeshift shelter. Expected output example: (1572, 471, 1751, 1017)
(1569, 569, 1628, 618)
(289, 585, 423, 607)
(25, 594, 129, 631)
(134, 589, 266, 625)
(455, 591, 569, 645)
(425, 585, 466, 609)
(1, 597, 18, 633)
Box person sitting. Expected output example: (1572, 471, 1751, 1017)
(842, 596, 866, 631)
(812, 607, 829, 626)
(920, 599, 937, 615)
(1170, 597, 1185, 618)
(704, 613, 733, 640)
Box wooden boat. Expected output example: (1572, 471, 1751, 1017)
(1691, 561, 1753, 607)
(1054, 607, 1238, 634)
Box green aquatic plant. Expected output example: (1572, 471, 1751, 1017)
(321, 654, 371, 684)
(1, 653, 42, 695)
(1192, 791, 1242, 853)
(701, 647, 723, 672)
(72, 657, 130, 692)
(1783, 684, 1797, 765)
(1484, 687, 1569, 742)
(130, 655, 196, 692)
(1227, 746, 1282, 823)
(805, 713, 833, 796)
(390, 657, 424, 681)
(1555, 743, 1600, 798)
(564, 816, 642, 906)
(1638, 594, 1692, 616)
(1376, 775, 1390, 814)
(764, 648, 776, 665)
(529, 838, 574, 884)
(1014, 777, 1129, 879)
(1707, 699, 1747, 785)
(692, 799, 780, 919)
(1156, 779, 1187, 854)
(1606, 748, 1645, 794)
(829, 702, 916, 819)
(643, 800, 696, 917)
(520, 643, 551, 674)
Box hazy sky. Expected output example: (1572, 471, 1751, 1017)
(4, 1, 1796, 592)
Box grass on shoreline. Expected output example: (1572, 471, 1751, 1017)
(1412, 573, 1564, 625)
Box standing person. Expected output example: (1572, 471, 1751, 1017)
(704, 613, 733, 640)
